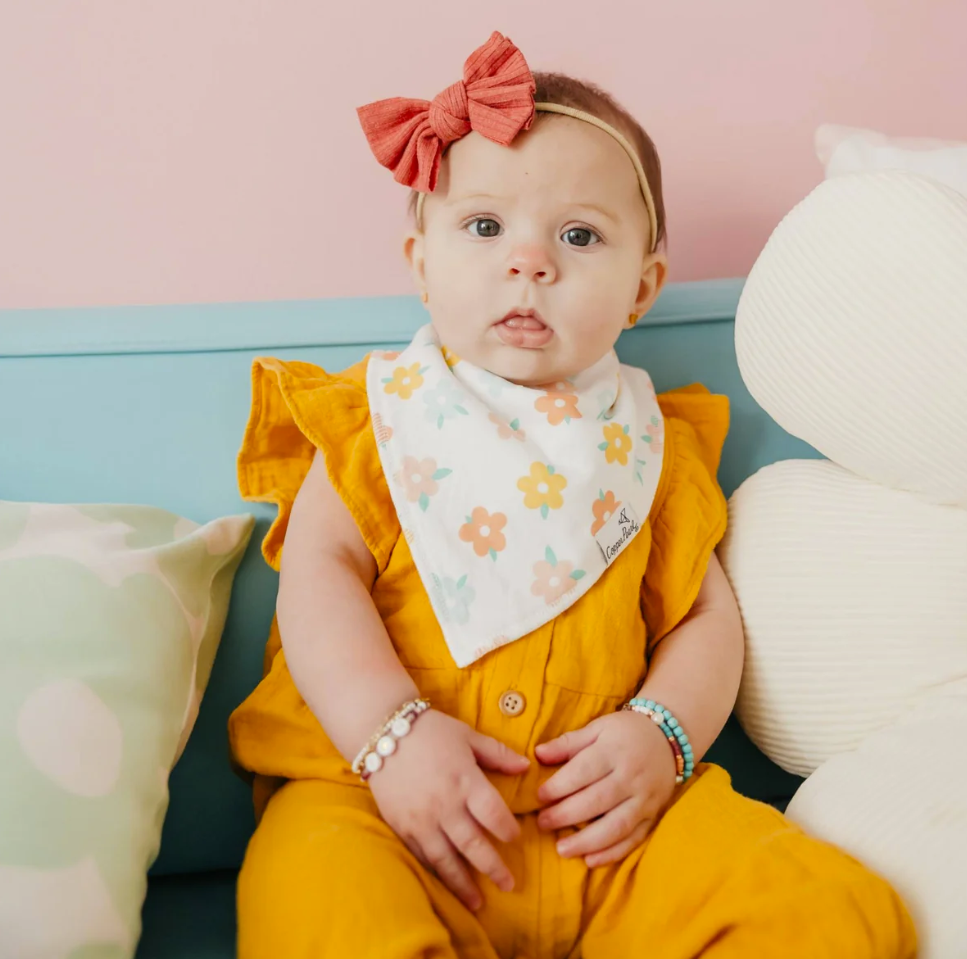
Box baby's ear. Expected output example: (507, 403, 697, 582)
(634, 252, 668, 318)
(403, 229, 427, 293)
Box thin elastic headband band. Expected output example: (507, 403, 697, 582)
(415, 102, 659, 253)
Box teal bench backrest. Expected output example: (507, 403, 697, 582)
(0, 279, 817, 877)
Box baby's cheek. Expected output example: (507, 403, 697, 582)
(430, 281, 494, 346)
(427, 247, 485, 306)
(564, 300, 626, 355)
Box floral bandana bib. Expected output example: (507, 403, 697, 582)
(367, 325, 665, 667)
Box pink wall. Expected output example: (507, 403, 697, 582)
(2, 0, 966, 310)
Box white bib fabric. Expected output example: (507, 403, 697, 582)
(367, 325, 665, 667)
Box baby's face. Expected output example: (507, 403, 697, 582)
(406, 115, 666, 386)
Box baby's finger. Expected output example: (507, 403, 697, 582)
(534, 724, 598, 767)
(403, 835, 430, 870)
(556, 797, 640, 859)
(583, 819, 653, 869)
(422, 831, 483, 912)
(444, 812, 515, 894)
(466, 778, 521, 844)
(538, 743, 611, 804)
(537, 773, 621, 832)
(470, 732, 531, 775)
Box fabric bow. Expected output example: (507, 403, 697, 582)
(357, 31, 537, 193)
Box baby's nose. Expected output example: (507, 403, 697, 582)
(507, 243, 556, 282)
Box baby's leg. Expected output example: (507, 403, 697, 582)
(579, 764, 916, 959)
(237, 778, 499, 959)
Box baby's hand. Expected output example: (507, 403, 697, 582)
(535, 710, 677, 867)
(367, 709, 529, 912)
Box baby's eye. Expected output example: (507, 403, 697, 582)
(466, 218, 502, 238)
(562, 227, 601, 247)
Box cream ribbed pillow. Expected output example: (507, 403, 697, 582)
(734, 171, 967, 508)
(725, 170, 967, 959)
(786, 699, 967, 959)
(722, 459, 967, 777)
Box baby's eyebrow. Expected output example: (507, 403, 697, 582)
(445, 194, 621, 224)
(448, 192, 506, 204)
(570, 202, 619, 224)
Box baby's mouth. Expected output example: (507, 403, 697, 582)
(494, 309, 554, 349)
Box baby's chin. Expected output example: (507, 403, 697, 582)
(465, 340, 579, 388)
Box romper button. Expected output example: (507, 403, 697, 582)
(499, 691, 526, 717)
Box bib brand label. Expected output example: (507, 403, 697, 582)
(594, 503, 640, 566)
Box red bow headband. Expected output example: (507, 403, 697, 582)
(357, 32, 536, 194)
(357, 32, 658, 252)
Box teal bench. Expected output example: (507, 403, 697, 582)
(0, 277, 816, 957)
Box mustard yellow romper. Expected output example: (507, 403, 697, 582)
(229, 357, 915, 959)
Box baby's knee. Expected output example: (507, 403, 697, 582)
(749, 833, 918, 959)
(237, 791, 410, 956)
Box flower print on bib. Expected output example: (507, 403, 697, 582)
(367, 324, 664, 668)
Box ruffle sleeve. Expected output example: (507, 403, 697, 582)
(236, 356, 400, 573)
(642, 385, 730, 648)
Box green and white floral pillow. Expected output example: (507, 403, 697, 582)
(0, 501, 253, 959)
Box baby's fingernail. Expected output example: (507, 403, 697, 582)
(500, 877, 514, 893)
(557, 841, 571, 857)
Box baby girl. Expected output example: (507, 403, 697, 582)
(229, 31, 915, 959)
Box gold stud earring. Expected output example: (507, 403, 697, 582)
(628, 313, 638, 328)
(421, 291, 429, 305)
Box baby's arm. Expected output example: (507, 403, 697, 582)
(278, 450, 419, 757)
(277, 451, 530, 910)
(633, 551, 745, 761)
(535, 553, 744, 866)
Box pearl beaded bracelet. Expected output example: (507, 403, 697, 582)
(352, 697, 431, 781)
(622, 699, 694, 784)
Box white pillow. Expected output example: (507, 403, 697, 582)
(722, 458, 967, 777)
(735, 171, 967, 507)
(816, 123, 967, 197)
(786, 698, 967, 959)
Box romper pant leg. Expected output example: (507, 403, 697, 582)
(237, 779, 500, 959)
(579, 765, 917, 959)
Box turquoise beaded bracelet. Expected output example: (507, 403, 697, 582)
(624, 699, 694, 784)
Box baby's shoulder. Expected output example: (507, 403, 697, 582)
(239, 352, 398, 571)
(655, 384, 730, 482)
(253, 353, 371, 391)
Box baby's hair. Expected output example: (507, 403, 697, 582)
(408, 71, 667, 249)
